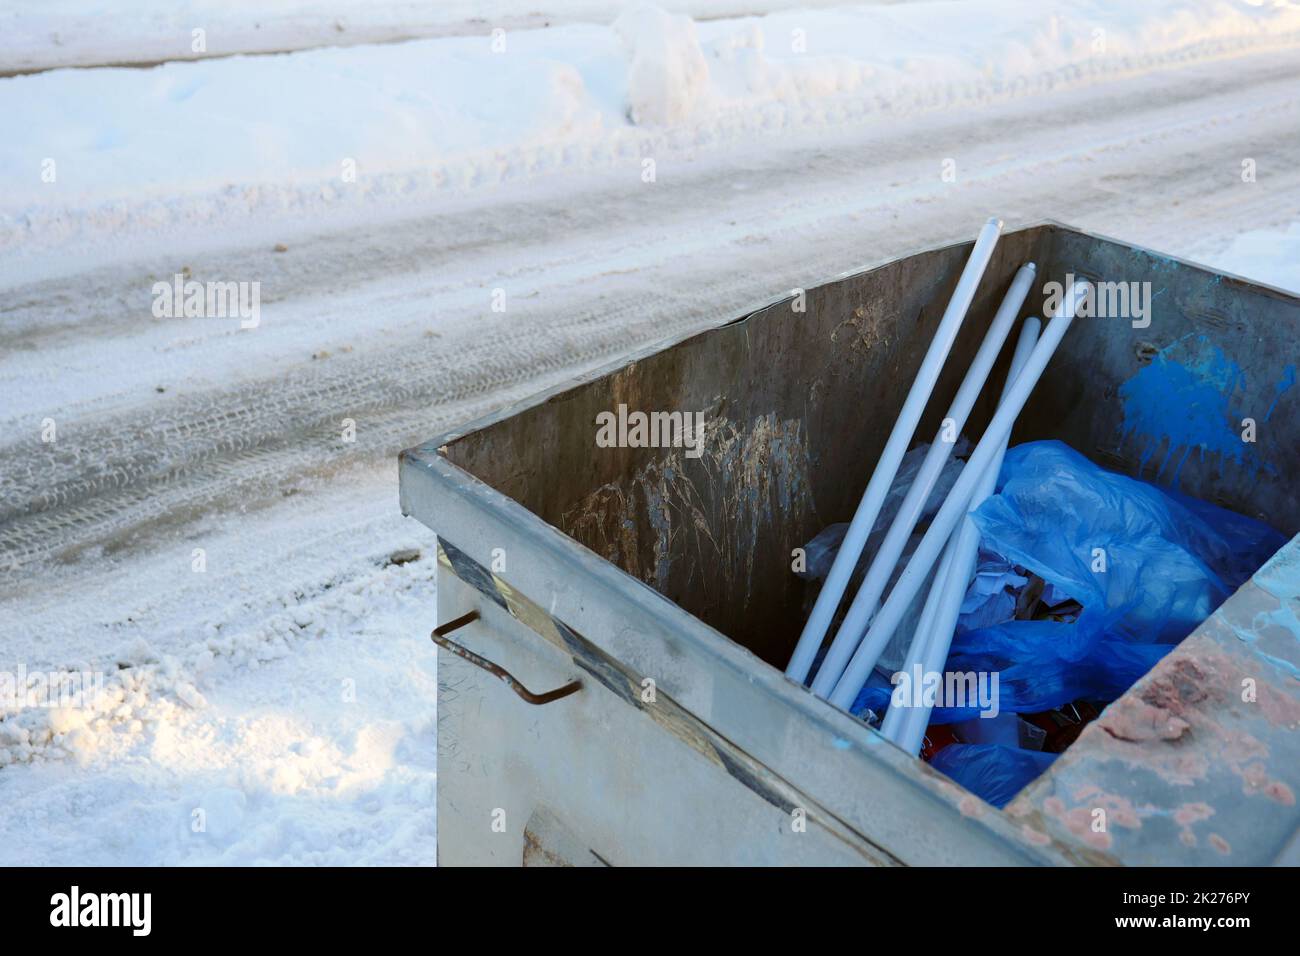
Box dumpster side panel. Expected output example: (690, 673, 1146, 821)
(434, 549, 885, 866)
(402, 456, 1084, 865)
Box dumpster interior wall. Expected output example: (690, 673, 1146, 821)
(440, 224, 1299, 678)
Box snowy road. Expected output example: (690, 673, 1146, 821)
(2, 6, 1299, 864)
(4, 48, 1298, 582)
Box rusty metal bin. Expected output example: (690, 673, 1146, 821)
(399, 221, 1300, 866)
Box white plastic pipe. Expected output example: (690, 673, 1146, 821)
(785, 218, 1004, 684)
(827, 281, 1085, 710)
(872, 523, 959, 720)
(808, 262, 1037, 698)
(882, 316, 1041, 752)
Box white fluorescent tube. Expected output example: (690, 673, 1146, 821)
(809, 262, 1037, 698)
(882, 315, 1042, 752)
(827, 280, 1086, 710)
(785, 218, 1004, 684)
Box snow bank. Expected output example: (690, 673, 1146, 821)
(0, 0, 872, 74)
(4, 0, 1300, 259)
(614, 4, 711, 125)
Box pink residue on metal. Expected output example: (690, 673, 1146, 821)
(1254, 676, 1300, 728)
(1041, 791, 1141, 851)
(1174, 801, 1215, 847)
(1080, 644, 1296, 799)
(1019, 823, 1052, 847)
(1173, 802, 1214, 826)
(1097, 699, 1191, 743)
(1239, 761, 1296, 805)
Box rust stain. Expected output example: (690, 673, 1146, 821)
(1173, 802, 1214, 826)
(1238, 761, 1295, 805)
(1173, 801, 1215, 847)
(1045, 800, 1112, 851)
(1071, 641, 1295, 791)
(1017, 617, 1298, 862)
(1000, 798, 1121, 865)
(1253, 672, 1300, 728)
(1097, 699, 1190, 744)
(1041, 789, 1142, 851)
(522, 829, 574, 868)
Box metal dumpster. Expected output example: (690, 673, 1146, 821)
(399, 221, 1300, 866)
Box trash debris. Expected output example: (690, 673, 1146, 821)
(1022, 700, 1101, 753)
(808, 261, 1040, 699)
(848, 436, 1286, 804)
(877, 316, 1048, 751)
(970, 439, 1286, 643)
(953, 712, 1045, 751)
(927, 744, 1058, 809)
(828, 285, 1086, 714)
(919, 724, 962, 762)
(934, 616, 1171, 720)
(956, 550, 1028, 632)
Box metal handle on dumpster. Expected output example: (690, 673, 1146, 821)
(430, 610, 583, 705)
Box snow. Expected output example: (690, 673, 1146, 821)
(1, 0, 1299, 866)
(0, 0, 890, 73)
(0, 466, 442, 865)
(615, 4, 713, 125)
(5, 0, 1300, 274)
(1212, 221, 1300, 294)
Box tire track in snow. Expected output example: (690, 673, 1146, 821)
(1, 53, 1299, 584)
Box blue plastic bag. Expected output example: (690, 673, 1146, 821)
(854, 618, 1170, 723)
(931, 618, 1172, 721)
(851, 440, 1284, 722)
(971, 440, 1284, 643)
(934, 441, 1286, 716)
(928, 744, 1058, 809)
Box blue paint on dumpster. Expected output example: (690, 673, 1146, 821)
(1121, 335, 1239, 479)
(1119, 334, 1296, 483)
